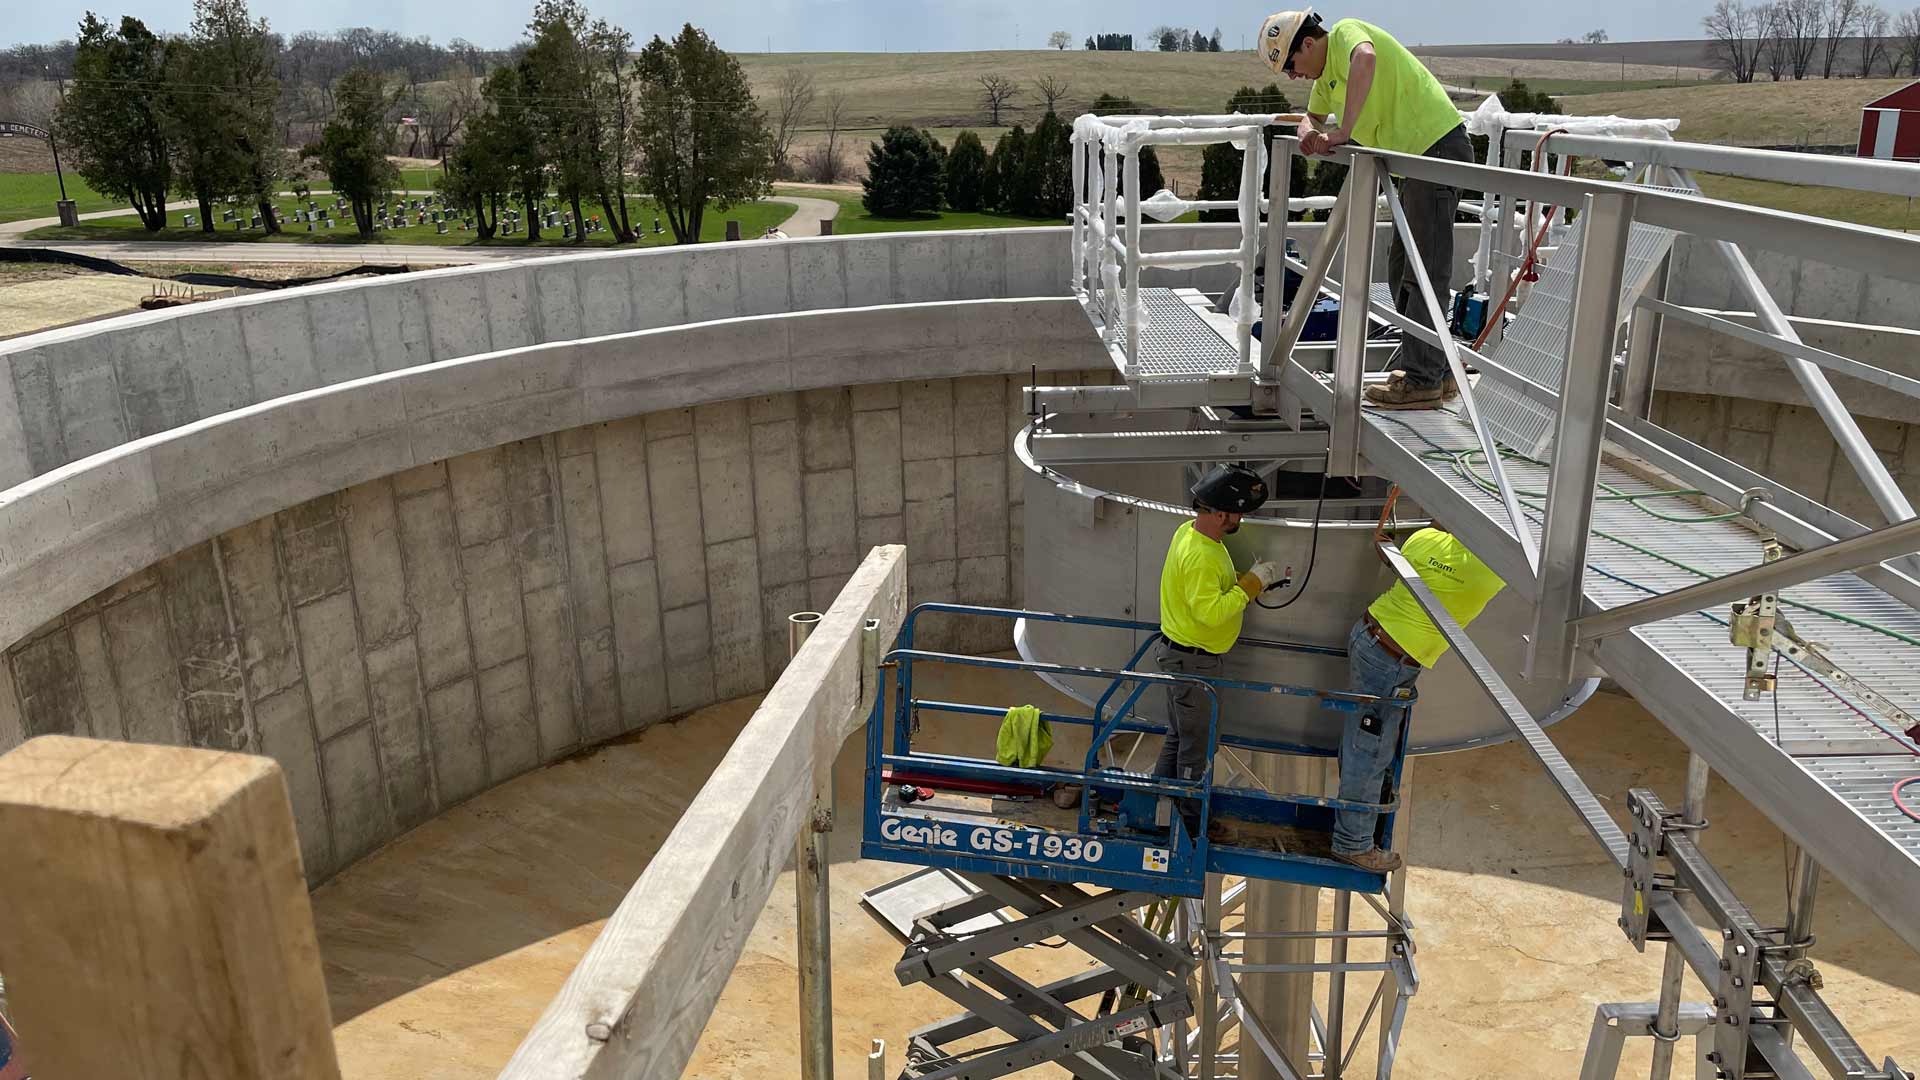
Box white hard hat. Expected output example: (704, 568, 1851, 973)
(1258, 8, 1315, 73)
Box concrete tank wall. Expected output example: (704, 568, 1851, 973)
(0, 222, 1483, 489)
(0, 367, 1113, 884)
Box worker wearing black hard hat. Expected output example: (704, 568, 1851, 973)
(1153, 464, 1283, 842)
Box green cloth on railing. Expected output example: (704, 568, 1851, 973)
(995, 704, 1052, 768)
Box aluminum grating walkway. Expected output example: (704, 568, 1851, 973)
(1282, 379, 1920, 950)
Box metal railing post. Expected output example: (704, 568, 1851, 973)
(1619, 250, 1668, 420)
(1236, 129, 1265, 371)
(1070, 135, 1086, 295)
(1648, 753, 1710, 1080)
(789, 611, 835, 1080)
(1330, 153, 1380, 478)
(1530, 189, 1636, 684)
(1260, 133, 1291, 382)
(1125, 138, 1143, 373)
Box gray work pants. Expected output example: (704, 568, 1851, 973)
(1386, 124, 1475, 389)
(1153, 640, 1223, 839)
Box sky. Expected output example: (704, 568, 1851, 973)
(7, 0, 1713, 52)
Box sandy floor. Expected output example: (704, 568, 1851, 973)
(316, 663, 1919, 1079)
(0, 268, 177, 338)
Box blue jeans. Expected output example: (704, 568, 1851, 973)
(1334, 619, 1421, 854)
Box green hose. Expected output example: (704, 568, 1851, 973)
(1371, 410, 1920, 651)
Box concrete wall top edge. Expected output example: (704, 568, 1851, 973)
(0, 296, 1100, 653)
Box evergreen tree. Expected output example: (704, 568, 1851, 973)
(862, 125, 944, 217)
(302, 68, 400, 236)
(988, 126, 1027, 213)
(945, 130, 989, 212)
(1198, 85, 1295, 222)
(478, 61, 550, 240)
(634, 24, 776, 243)
(1029, 110, 1073, 218)
(58, 15, 172, 231)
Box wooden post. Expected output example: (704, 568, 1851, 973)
(0, 736, 341, 1080)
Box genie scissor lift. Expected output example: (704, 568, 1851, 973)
(859, 605, 1415, 1080)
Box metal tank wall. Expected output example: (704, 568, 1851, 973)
(1013, 420, 1583, 754)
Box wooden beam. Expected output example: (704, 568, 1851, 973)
(0, 735, 340, 1080)
(500, 545, 908, 1080)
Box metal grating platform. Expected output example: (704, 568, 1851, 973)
(1285, 386, 1920, 951)
(1130, 288, 1244, 378)
(1479, 211, 1680, 458)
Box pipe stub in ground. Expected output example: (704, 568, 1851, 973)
(789, 611, 824, 658)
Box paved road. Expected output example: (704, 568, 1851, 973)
(0, 196, 839, 266)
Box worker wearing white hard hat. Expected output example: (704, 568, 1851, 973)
(1260, 8, 1472, 412)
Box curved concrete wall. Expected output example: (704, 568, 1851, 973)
(0, 334, 1116, 883)
(0, 223, 1469, 884)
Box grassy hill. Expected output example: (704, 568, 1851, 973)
(1563, 78, 1913, 145)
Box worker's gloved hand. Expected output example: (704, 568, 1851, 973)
(1238, 560, 1282, 597)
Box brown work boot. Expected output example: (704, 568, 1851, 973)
(1364, 373, 1445, 410)
(1333, 846, 1403, 872)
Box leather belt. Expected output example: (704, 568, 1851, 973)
(1362, 615, 1414, 665)
(1160, 634, 1222, 657)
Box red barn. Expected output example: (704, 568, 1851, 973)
(1858, 81, 1920, 162)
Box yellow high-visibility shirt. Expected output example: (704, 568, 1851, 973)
(1306, 19, 1462, 158)
(1159, 520, 1250, 655)
(1367, 528, 1506, 668)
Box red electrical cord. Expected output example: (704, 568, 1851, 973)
(1792, 663, 1920, 823)
(1471, 127, 1572, 351)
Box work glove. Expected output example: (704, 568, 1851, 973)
(1237, 560, 1282, 597)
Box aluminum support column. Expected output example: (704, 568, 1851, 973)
(1620, 251, 1668, 420)
(1326, 889, 1352, 1080)
(1530, 190, 1636, 684)
(1781, 846, 1820, 1055)
(1649, 753, 1710, 1080)
(1331, 154, 1380, 478)
(1242, 752, 1322, 1080)
(1260, 134, 1292, 381)
(791, 611, 835, 1080)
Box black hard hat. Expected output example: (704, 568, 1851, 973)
(1191, 464, 1267, 514)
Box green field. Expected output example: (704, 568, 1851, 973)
(1694, 173, 1920, 233)
(0, 172, 120, 224)
(785, 187, 1063, 234)
(1, 167, 449, 226)
(24, 193, 795, 247)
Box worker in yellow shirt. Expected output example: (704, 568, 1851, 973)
(1260, 9, 1471, 411)
(1334, 525, 1505, 871)
(1156, 464, 1283, 842)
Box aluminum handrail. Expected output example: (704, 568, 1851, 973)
(1309, 141, 1920, 286)
(1638, 297, 1920, 401)
(1500, 129, 1920, 199)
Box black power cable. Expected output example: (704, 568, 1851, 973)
(1255, 461, 1331, 611)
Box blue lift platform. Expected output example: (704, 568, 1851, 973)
(858, 604, 1415, 1080)
(861, 603, 1410, 900)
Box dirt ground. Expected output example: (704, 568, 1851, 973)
(315, 659, 1919, 1079)
(0, 265, 181, 338)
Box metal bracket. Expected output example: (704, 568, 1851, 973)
(1729, 537, 1783, 700)
(1715, 924, 1760, 1080)
(1621, 790, 1669, 951)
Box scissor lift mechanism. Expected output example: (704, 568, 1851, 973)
(861, 604, 1420, 1079)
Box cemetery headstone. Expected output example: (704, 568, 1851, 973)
(436, 221, 448, 235)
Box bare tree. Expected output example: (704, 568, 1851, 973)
(1896, 5, 1920, 72)
(1820, 0, 1863, 74)
(1047, 30, 1072, 50)
(813, 90, 848, 182)
(1035, 74, 1070, 113)
(1859, 3, 1892, 73)
(1705, 0, 1767, 81)
(1582, 28, 1610, 42)
(1774, 0, 1826, 77)
(978, 73, 1019, 126)
(770, 67, 816, 178)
